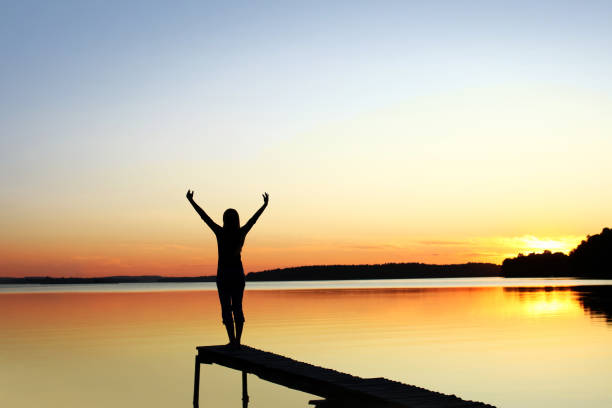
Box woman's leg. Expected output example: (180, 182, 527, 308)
(217, 281, 236, 345)
(231, 282, 245, 346)
(224, 322, 236, 345)
(235, 321, 243, 346)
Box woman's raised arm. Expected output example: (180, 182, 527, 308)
(242, 192, 269, 234)
(186, 190, 221, 234)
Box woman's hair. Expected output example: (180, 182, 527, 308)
(223, 208, 240, 230)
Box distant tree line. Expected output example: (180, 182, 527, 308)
(501, 227, 612, 278)
(501, 251, 571, 277)
(246, 262, 500, 281)
(2, 263, 501, 285)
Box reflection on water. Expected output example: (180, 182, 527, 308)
(505, 287, 579, 318)
(1, 281, 611, 408)
(504, 285, 612, 324)
(575, 286, 612, 324)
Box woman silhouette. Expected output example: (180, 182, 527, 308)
(186, 190, 269, 349)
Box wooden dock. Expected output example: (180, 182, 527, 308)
(194, 345, 496, 408)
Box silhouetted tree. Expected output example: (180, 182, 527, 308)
(501, 227, 612, 278)
(501, 250, 570, 277)
(569, 227, 612, 278)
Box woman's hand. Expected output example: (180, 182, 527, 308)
(186, 189, 194, 201)
(262, 192, 269, 205)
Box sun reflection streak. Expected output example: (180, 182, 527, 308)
(504, 288, 584, 318)
(525, 298, 576, 316)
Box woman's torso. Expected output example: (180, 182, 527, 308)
(215, 228, 246, 279)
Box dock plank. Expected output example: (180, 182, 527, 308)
(195, 345, 495, 408)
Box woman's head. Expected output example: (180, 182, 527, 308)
(223, 208, 240, 230)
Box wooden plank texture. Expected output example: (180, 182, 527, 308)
(195, 345, 496, 408)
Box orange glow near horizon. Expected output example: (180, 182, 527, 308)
(0, 232, 588, 277)
(0, 232, 589, 277)
(512, 236, 582, 255)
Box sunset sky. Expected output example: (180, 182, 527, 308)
(2, 1, 611, 277)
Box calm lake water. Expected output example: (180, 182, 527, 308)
(1, 278, 611, 408)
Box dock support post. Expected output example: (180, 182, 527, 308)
(242, 371, 249, 408)
(193, 354, 201, 408)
